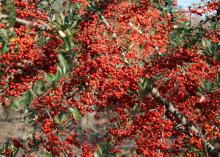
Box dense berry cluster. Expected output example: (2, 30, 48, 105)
(0, 0, 219, 156)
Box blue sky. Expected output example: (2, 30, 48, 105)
(178, 0, 209, 8)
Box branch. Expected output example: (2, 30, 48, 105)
(151, 88, 219, 157)
(100, 14, 110, 28)
(0, 14, 50, 31)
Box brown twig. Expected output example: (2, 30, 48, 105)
(0, 14, 50, 31)
(151, 87, 219, 157)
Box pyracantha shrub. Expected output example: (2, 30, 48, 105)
(0, 0, 219, 156)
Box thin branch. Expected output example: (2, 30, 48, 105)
(151, 87, 219, 157)
(45, 108, 52, 120)
(0, 14, 50, 31)
(57, 134, 68, 157)
(129, 22, 143, 34)
(100, 14, 110, 28)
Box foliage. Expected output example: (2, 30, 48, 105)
(0, 0, 219, 156)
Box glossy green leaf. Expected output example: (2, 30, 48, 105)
(132, 104, 139, 113)
(54, 71, 61, 82)
(68, 107, 81, 121)
(94, 152, 102, 157)
(54, 113, 68, 125)
(58, 54, 67, 74)
(201, 80, 216, 92)
(138, 78, 152, 93)
(74, 3, 81, 9)
(217, 67, 220, 87)
(45, 74, 54, 84)
(10, 91, 33, 109)
(58, 54, 66, 68)
(32, 80, 46, 96)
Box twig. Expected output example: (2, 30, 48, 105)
(58, 134, 68, 157)
(129, 22, 143, 34)
(0, 14, 50, 31)
(158, 106, 165, 156)
(100, 14, 110, 28)
(45, 108, 52, 120)
(151, 87, 219, 157)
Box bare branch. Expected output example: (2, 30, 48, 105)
(0, 14, 50, 31)
(100, 14, 110, 28)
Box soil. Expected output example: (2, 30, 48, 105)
(0, 107, 136, 156)
(0, 106, 33, 146)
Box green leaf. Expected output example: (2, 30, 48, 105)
(132, 104, 139, 113)
(94, 152, 102, 157)
(143, 78, 150, 87)
(215, 53, 220, 61)
(54, 71, 61, 82)
(12, 147, 19, 157)
(73, 3, 81, 9)
(58, 54, 66, 68)
(10, 91, 33, 109)
(9, 0, 16, 25)
(124, 108, 131, 115)
(121, 51, 129, 65)
(54, 113, 68, 125)
(202, 39, 215, 56)
(202, 39, 212, 49)
(36, 32, 45, 48)
(217, 67, 220, 87)
(45, 72, 61, 89)
(58, 54, 67, 74)
(97, 144, 103, 155)
(32, 80, 46, 96)
(201, 80, 216, 92)
(68, 107, 81, 121)
(0, 29, 9, 39)
(171, 7, 179, 13)
(197, 87, 203, 95)
(138, 78, 152, 93)
(2, 43, 10, 54)
(59, 30, 66, 38)
(45, 74, 54, 84)
(64, 37, 71, 52)
(41, 152, 52, 157)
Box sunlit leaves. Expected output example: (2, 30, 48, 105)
(32, 80, 46, 96)
(200, 71, 220, 92)
(0, 28, 10, 54)
(45, 72, 61, 87)
(68, 107, 82, 121)
(1, 0, 219, 156)
(169, 21, 199, 47)
(94, 143, 114, 157)
(8, 0, 16, 25)
(45, 1, 80, 54)
(36, 32, 45, 48)
(10, 91, 33, 109)
(201, 80, 216, 92)
(94, 144, 102, 157)
(0, 140, 20, 157)
(57, 54, 68, 74)
(132, 104, 140, 114)
(202, 39, 220, 61)
(54, 112, 68, 125)
(73, 3, 81, 10)
(202, 39, 214, 55)
(138, 78, 152, 94)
